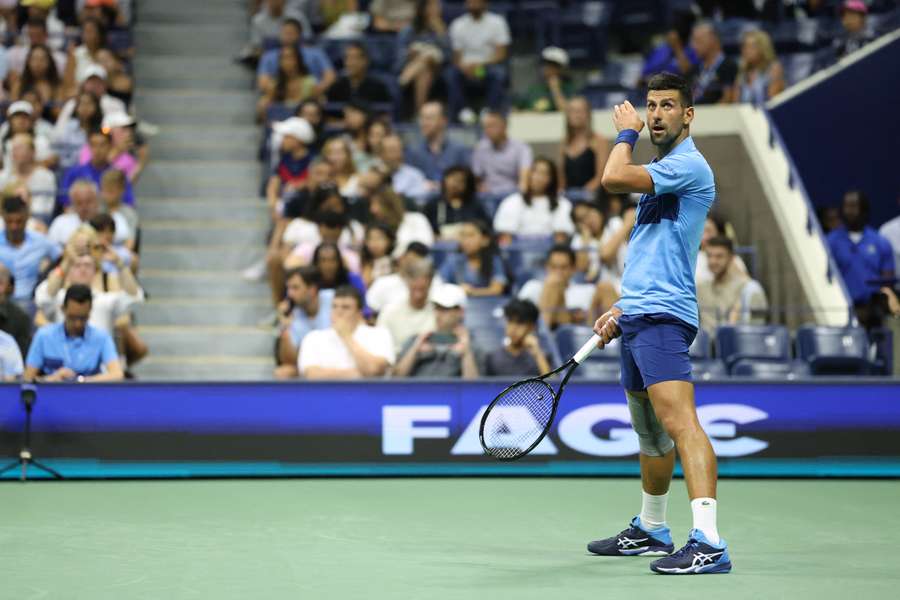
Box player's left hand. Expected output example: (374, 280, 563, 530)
(613, 101, 645, 133)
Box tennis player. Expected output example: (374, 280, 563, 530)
(586, 72, 731, 574)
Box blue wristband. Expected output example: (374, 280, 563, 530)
(615, 129, 639, 149)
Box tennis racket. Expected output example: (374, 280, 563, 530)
(479, 331, 607, 461)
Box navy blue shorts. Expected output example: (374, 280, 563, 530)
(619, 312, 698, 391)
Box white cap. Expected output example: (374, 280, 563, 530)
(541, 46, 570, 68)
(273, 116, 315, 145)
(431, 283, 467, 309)
(81, 64, 108, 82)
(6, 101, 33, 117)
(102, 111, 135, 129)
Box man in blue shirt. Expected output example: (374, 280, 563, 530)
(586, 73, 731, 575)
(25, 284, 123, 382)
(827, 190, 895, 326)
(0, 196, 60, 313)
(60, 130, 135, 207)
(256, 18, 336, 99)
(405, 101, 471, 184)
(275, 266, 334, 379)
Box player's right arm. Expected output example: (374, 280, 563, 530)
(600, 101, 654, 195)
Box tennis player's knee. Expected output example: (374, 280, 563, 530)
(626, 391, 674, 457)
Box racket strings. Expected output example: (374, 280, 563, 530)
(482, 380, 556, 460)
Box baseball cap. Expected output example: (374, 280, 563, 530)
(81, 64, 108, 82)
(6, 101, 33, 117)
(431, 283, 467, 309)
(102, 111, 135, 129)
(541, 46, 570, 68)
(273, 116, 315, 145)
(841, 0, 868, 14)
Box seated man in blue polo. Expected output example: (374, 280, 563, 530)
(24, 284, 124, 383)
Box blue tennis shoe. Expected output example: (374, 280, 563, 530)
(587, 516, 674, 556)
(649, 529, 732, 574)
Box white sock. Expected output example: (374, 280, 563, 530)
(690, 497, 720, 545)
(639, 490, 668, 531)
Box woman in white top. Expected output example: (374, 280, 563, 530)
(0, 133, 56, 224)
(322, 136, 360, 199)
(493, 157, 574, 245)
(63, 17, 106, 97)
(571, 199, 635, 293)
(368, 184, 434, 258)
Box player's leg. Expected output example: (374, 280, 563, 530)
(586, 332, 674, 557)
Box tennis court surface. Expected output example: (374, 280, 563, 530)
(2, 477, 898, 599)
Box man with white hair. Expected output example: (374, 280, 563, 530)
(48, 179, 100, 246)
(0, 132, 56, 223)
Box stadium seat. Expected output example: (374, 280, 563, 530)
(464, 295, 509, 331)
(715, 325, 791, 371)
(796, 326, 872, 375)
(731, 360, 811, 380)
(538, 1, 612, 67)
(555, 324, 620, 363)
(781, 53, 816, 87)
(581, 86, 627, 110)
(689, 329, 711, 360)
(692, 360, 728, 381)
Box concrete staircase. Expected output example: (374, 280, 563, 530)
(131, 0, 274, 380)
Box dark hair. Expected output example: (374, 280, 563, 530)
(706, 213, 728, 237)
(843, 189, 870, 221)
(81, 17, 107, 50)
(304, 185, 347, 220)
(547, 243, 576, 266)
(75, 91, 103, 131)
(286, 265, 320, 288)
(25, 17, 47, 31)
(89, 213, 115, 233)
(524, 157, 559, 211)
(503, 298, 539, 325)
(282, 17, 304, 37)
(333, 283, 363, 310)
(442, 165, 476, 201)
(21, 44, 61, 96)
(363, 114, 391, 153)
(461, 219, 498, 285)
(422, 99, 447, 120)
(412, 0, 439, 33)
(404, 241, 430, 258)
(64, 283, 93, 307)
(316, 209, 349, 230)
(362, 222, 396, 267)
(647, 71, 693, 107)
(274, 44, 308, 103)
(706, 236, 733, 253)
(89, 128, 111, 142)
(312, 242, 350, 288)
(345, 41, 369, 61)
(2, 196, 27, 214)
(482, 108, 507, 122)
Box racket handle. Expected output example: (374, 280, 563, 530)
(574, 333, 603, 364)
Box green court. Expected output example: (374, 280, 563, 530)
(2, 478, 898, 599)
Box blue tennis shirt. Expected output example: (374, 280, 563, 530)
(26, 322, 118, 377)
(616, 136, 716, 328)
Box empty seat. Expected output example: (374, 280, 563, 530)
(689, 329, 711, 360)
(781, 52, 816, 86)
(716, 324, 790, 371)
(464, 295, 510, 331)
(731, 360, 810, 380)
(796, 326, 872, 375)
(692, 360, 728, 381)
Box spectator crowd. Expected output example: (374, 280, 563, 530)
(0, 0, 148, 383)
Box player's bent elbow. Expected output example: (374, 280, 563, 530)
(600, 174, 625, 194)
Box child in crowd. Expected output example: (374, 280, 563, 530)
(482, 298, 550, 376)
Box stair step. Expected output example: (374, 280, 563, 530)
(137, 326, 275, 357)
(140, 220, 266, 246)
(151, 125, 259, 146)
(150, 140, 258, 161)
(141, 270, 270, 299)
(141, 159, 260, 181)
(132, 356, 274, 381)
(135, 170, 261, 199)
(137, 198, 267, 220)
(139, 244, 266, 270)
(135, 25, 247, 55)
(135, 298, 272, 327)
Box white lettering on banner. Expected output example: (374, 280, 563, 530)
(557, 405, 638, 456)
(382, 406, 451, 455)
(381, 403, 770, 457)
(451, 407, 558, 455)
(697, 404, 769, 456)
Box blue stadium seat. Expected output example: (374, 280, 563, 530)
(691, 360, 728, 381)
(869, 328, 894, 376)
(689, 329, 711, 360)
(538, 1, 612, 67)
(716, 324, 791, 371)
(555, 324, 620, 380)
(430, 241, 459, 273)
(501, 237, 553, 291)
(364, 34, 399, 73)
(781, 52, 816, 86)
(731, 360, 810, 380)
(464, 295, 509, 331)
(796, 326, 872, 375)
(581, 86, 627, 110)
